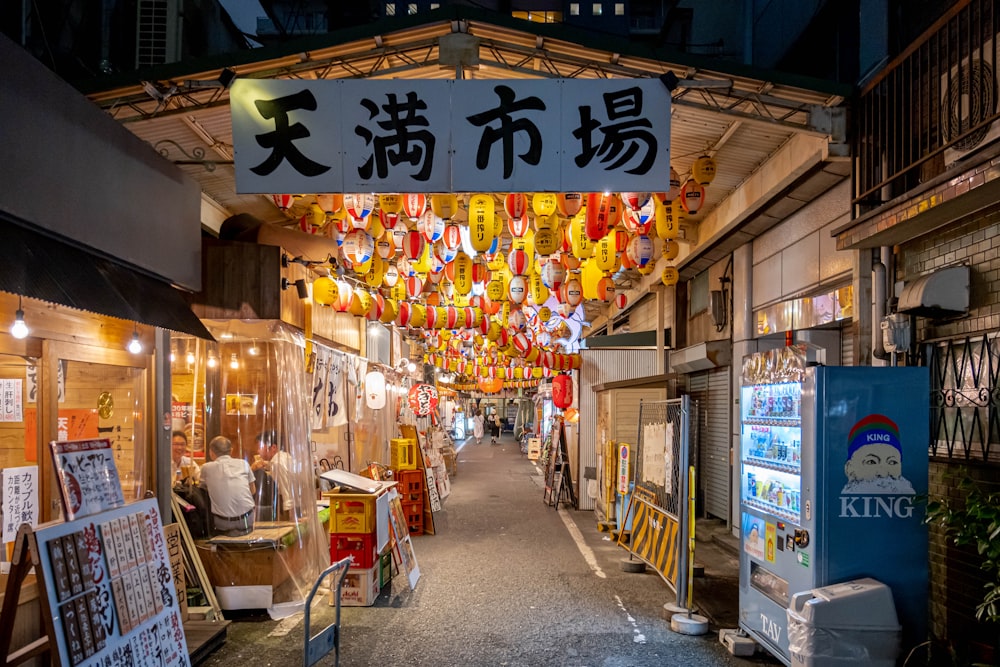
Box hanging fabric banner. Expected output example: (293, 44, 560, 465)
(327, 350, 348, 428)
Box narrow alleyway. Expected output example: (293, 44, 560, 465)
(197, 432, 775, 666)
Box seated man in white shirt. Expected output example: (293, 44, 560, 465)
(200, 435, 256, 536)
(171, 430, 201, 485)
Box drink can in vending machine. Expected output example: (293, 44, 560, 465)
(747, 472, 756, 497)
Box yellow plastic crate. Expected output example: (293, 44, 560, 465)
(327, 493, 376, 534)
(390, 438, 418, 471)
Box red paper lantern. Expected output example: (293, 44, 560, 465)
(585, 193, 611, 241)
(402, 229, 425, 261)
(272, 194, 296, 210)
(442, 223, 462, 250)
(403, 194, 427, 220)
(508, 248, 530, 276)
(504, 193, 529, 221)
(408, 384, 438, 416)
(615, 292, 628, 309)
(553, 374, 573, 409)
(405, 275, 424, 299)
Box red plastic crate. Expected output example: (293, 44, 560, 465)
(330, 531, 377, 569)
(402, 501, 423, 536)
(397, 470, 425, 502)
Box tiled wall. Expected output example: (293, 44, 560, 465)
(899, 210, 1000, 341)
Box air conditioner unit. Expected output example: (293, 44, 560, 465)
(135, 0, 182, 68)
(942, 36, 1000, 166)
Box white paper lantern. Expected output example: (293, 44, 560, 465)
(365, 370, 386, 409)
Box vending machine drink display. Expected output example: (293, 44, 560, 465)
(738, 345, 929, 664)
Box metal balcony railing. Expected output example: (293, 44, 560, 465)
(853, 0, 1000, 218)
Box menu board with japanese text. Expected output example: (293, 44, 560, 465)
(50, 439, 125, 521)
(34, 498, 189, 667)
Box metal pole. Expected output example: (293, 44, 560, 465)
(675, 394, 691, 610)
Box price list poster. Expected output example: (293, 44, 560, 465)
(35, 498, 189, 667)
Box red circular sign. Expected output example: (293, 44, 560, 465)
(408, 384, 439, 416)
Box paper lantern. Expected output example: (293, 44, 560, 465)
(655, 200, 677, 240)
(532, 193, 557, 217)
(314, 194, 343, 215)
(665, 167, 681, 201)
(620, 192, 650, 211)
(380, 298, 398, 324)
(402, 229, 425, 261)
(529, 272, 550, 305)
(344, 193, 375, 220)
(594, 234, 620, 272)
(533, 227, 560, 257)
(449, 252, 473, 295)
(404, 274, 424, 299)
(415, 211, 441, 245)
(585, 193, 612, 241)
(626, 235, 655, 268)
(596, 276, 616, 302)
(537, 305, 552, 322)
(375, 232, 395, 260)
(508, 275, 528, 304)
(556, 192, 583, 217)
(661, 266, 680, 286)
(434, 239, 458, 265)
(442, 223, 462, 250)
(569, 213, 593, 259)
(348, 289, 373, 317)
(379, 193, 403, 214)
(271, 194, 296, 211)
(534, 212, 558, 232)
(662, 239, 680, 261)
(504, 193, 529, 221)
(508, 248, 530, 276)
(552, 374, 573, 409)
(431, 193, 460, 219)
(312, 277, 338, 306)
(365, 371, 386, 409)
(477, 377, 503, 394)
(468, 194, 495, 252)
(615, 292, 628, 309)
(408, 384, 438, 416)
(679, 179, 705, 214)
(692, 154, 717, 185)
(541, 261, 567, 291)
(341, 230, 374, 265)
(561, 278, 583, 307)
(365, 255, 386, 288)
(508, 214, 531, 238)
(425, 305, 439, 329)
(403, 193, 427, 220)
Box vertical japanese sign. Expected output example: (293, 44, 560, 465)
(2, 465, 38, 543)
(231, 78, 671, 193)
(1, 378, 23, 422)
(617, 443, 630, 495)
(50, 439, 125, 521)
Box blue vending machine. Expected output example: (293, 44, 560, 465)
(738, 345, 928, 664)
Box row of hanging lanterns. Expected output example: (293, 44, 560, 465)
(275, 156, 717, 397)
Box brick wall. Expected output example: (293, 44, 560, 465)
(903, 212, 1000, 652)
(927, 462, 1000, 656)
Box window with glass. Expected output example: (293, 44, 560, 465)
(570, 3, 580, 16)
(615, 3, 625, 15)
(385, 2, 396, 16)
(593, 3, 603, 15)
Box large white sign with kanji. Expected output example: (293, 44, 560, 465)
(230, 78, 670, 194)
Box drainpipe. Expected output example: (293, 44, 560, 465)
(872, 247, 889, 361)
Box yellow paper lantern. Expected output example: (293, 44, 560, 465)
(431, 194, 460, 219)
(349, 289, 373, 317)
(569, 211, 593, 259)
(594, 233, 620, 272)
(312, 277, 338, 306)
(468, 194, 495, 252)
(662, 239, 680, 261)
(692, 154, 717, 185)
(379, 194, 403, 214)
(655, 200, 678, 240)
(380, 298, 398, 323)
(661, 266, 680, 286)
(532, 193, 557, 217)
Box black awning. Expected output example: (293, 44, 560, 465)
(0, 216, 213, 340)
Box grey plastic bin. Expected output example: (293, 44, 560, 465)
(786, 577, 901, 666)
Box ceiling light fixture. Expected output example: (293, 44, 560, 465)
(127, 328, 143, 354)
(10, 296, 29, 339)
(230, 353, 239, 369)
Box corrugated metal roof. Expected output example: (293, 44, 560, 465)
(84, 8, 849, 327)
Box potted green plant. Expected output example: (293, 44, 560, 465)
(924, 474, 1000, 624)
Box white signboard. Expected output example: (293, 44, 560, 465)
(50, 439, 125, 521)
(2, 465, 38, 543)
(0, 378, 22, 422)
(231, 78, 671, 194)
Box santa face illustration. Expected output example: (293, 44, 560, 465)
(841, 414, 914, 495)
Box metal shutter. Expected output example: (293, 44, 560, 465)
(841, 322, 854, 366)
(688, 368, 731, 521)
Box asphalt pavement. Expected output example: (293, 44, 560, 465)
(195, 431, 780, 666)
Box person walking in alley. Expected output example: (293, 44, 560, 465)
(489, 411, 500, 445)
(473, 408, 485, 445)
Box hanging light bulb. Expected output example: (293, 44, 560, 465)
(248, 346, 258, 356)
(170, 353, 176, 362)
(230, 353, 239, 369)
(10, 297, 28, 339)
(186, 351, 196, 364)
(127, 329, 143, 354)
(407, 361, 417, 373)
(207, 355, 217, 368)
